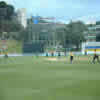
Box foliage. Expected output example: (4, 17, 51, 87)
(0, 1, 14, 20)
(96, 33, 100, 41)
(63, 21, 87, 49)
(0, 20, 24, 40)
(0, 1, 25, 41)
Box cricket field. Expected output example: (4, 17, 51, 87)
(0, 55, 100, 100)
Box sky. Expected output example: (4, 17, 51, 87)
(0, 0, 100, 23)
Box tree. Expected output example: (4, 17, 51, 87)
(0, 1, 25, 41)
(0, 1, 7, 7)
(96, 33, 100, 41)
(0, 1, 14, 20)
(0, 19, 24, 40)
(6, 5, 14, 20)
(64, 21, 87, 49)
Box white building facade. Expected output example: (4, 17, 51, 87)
(17, 8, 27, 28)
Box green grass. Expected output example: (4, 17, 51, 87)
(0, 56, 100, 100)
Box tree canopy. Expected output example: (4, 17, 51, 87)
(0, 1, 25, 40)
(0, 1, 14, 20)
(96, 33, 100, 41)
(55, 21, 87, 49)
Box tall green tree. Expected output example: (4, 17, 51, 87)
(64, 21, 87, 49)
(0, 1, 14, 20)
(0, 20, 24, 39)
(96, 33, 100, 41)
(0, 1, 25, 41)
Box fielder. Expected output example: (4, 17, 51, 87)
(70, 52, 74, 64)
(93, 50, 99, 64)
